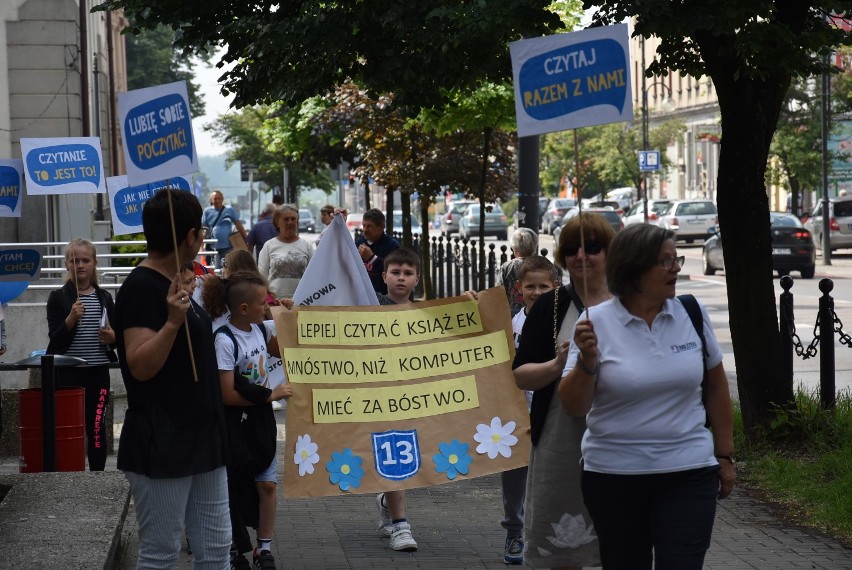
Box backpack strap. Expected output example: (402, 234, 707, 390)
(678, 294, 710, 425)
(214, 324, 240, 363)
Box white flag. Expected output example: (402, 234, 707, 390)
(292, 215, 378, 307)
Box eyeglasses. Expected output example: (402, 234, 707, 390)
(564, 241, 603, 257)
(222, 260, 229, 268)
(658, 256, 685, 270)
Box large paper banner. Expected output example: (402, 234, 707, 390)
(107, 175, 192, 236)
(20, 137, 105, 195)
(0, 159, 24, 217)
(119, 81, 197, 185)
(0, 245, 43, 282)
(510, 24, 633, 137)
(275, 288, 530, 497)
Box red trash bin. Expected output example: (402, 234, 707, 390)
(18, 387, 85, 473)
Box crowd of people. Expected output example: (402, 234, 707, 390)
(36, 190, 734, 569)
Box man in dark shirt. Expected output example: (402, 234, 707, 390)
(246, 203, 278, 260)
(354, 208, 400, 294)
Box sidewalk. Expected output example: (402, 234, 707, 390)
(112, 400, 852, 570)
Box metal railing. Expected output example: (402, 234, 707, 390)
(1, 239, 216, 291)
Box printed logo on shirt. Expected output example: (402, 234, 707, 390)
(670, 341, 699, 353)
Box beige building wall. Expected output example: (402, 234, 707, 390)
(0, 0, 126, 245)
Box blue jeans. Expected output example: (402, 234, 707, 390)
(501, 466, 527, 537)
(125, 466, 231, 569)
(581, 466, 719, 570)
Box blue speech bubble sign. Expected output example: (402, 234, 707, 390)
(124, 93, 194, 171)
(0, 248, 42, 280)
(24, 143, 101, 191)
(518, 38, 628, 121)
(0, 166, 21, 211)
(114, 177, 192, 228)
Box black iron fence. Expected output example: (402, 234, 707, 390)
(780, 276, 851, 409)
(381, 231, 551, 299)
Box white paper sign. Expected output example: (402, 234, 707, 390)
(510, 24, 633, 137)
(21, 137, 106, 195)
(0, 159, 24, 217)
(118, 80, 198, 185)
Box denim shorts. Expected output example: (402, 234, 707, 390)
(255, 453, 278, 484)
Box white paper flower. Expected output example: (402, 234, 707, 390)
(294, 434, 320, 476)
(473, 417, 518, 459)
(545, 513, 597, 549)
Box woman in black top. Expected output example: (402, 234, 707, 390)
(114, 189, 230, 566)
(46, 238, 116, 471)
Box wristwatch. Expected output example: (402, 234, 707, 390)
(715, 454, 735, 464)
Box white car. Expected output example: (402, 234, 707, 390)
(657, 200, 718, 243)
(622, 199, 672, 227)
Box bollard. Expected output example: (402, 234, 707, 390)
(818, 278, 836, 409)
(779, 275, 794, 393)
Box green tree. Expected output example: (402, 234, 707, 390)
(588, 1, 852, 431)
(124, 24, 206, 117)
(98, 1, 564, 109)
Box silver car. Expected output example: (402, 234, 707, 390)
(657, 199, 718, 243)
(807, 196, 852, 251)
(440, 201, 476, 235)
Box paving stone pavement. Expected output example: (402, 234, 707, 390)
(111, 402, 852, 570)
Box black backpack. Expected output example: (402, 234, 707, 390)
(678, 294, 710, 426)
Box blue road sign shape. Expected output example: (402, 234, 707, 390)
(372, 429, 421, 481)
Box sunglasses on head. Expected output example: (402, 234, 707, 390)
(564, 241, 603, 257)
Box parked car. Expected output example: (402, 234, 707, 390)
(345, 212, 364, 234)
(459, 204, 509, 240)
(622, 199, 672, 228)
(541, 198, 577, 234)
(390, 211, 423, 235)
(584, 200, 624, 216)
(553, 207, 623, 244)
(440, 201, 476, 235)
(657, 199, 718, 242)
(806, 195, 852, 252)
(702, 212, 815, 278)
(605, 187, 635, 210)
(298, 209, 316, 233)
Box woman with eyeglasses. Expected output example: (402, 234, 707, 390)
(511, 213, 613, 569)
(558, 223, 735, 569)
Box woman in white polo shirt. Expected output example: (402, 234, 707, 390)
(558, 223, 735, 569)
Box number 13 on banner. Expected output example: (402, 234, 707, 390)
(371, 430, 421, 481)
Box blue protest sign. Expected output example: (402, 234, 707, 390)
(119, 81, 198, 185)
(0, 159, 24, 217)
(510, 24, 633, 137)
(20, 138, 105, 195)
(0, 246, 43, 282)
(107, 175, 192, 236)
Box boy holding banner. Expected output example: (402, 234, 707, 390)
(374, 248, 422, 552)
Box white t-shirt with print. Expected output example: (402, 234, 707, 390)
(215, 321, 276, 387)
(564, 296, 723, 475)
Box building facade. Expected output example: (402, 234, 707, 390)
(0, 0, 126, 244)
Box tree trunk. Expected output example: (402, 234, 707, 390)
(365, 178, 371, 211)
(478, 127, 493, 290)
(401, 191, 412, 248)
(706, 52, 796, 432)
(385, 186, 395, 237)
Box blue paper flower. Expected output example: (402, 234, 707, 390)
(325, 448, 365, 492)
(432, 439, 473, 480)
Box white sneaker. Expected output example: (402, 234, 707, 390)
(389, 521, 418, 552)
(376, 493, 393, 536)
(271, 400, 283, 411)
